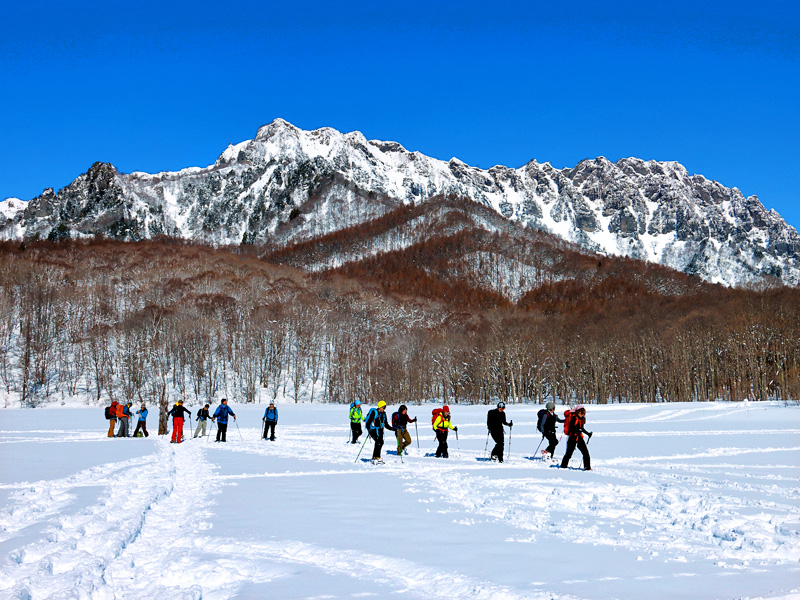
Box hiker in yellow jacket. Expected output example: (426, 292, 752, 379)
(433, 405, 457, 458)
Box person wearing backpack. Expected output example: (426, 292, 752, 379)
(106, 401, 119, 437)
(263, 401, 278, 441)
(133, 403, 149, 438)
(486, 401, 513, 462)
(212, 398, 236, 442)
(540, 401, 564, 460)
(167, 400, 191, 443)
(433, 405, 457, 458)
(365, 400, 395, 464)
(114, 401, 127, 437)
(116, 402, 133, 437)
(392, 404, 417, 455)
(560, 405, 593, 471)
(349, 400, 365, 444)
(194, 404, 210, 438)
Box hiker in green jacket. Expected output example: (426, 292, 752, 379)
(349, 400, 365, 444)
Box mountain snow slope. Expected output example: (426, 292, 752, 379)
(1, 118, 798, 287)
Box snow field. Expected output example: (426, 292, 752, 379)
(0, 402, 798, 599)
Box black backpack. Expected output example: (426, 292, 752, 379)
(104, 405, 113, 420)
(536, 408, 548, 433)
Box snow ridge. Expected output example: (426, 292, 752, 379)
(1, 119, 798, 287)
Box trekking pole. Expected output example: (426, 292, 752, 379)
(484, 430, 490, 458)
(235, 420, 244, 442)
(355, 433, 371, 463)
(533, 436, 545, 459)
(508, 425, 512, 461)
(455, 429, 460, 457)
(580, 435, 591, 470)
(414, 421, 419, 449)
(206, 420, 214, 443)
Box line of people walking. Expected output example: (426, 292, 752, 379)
(103, 397, 593, 470)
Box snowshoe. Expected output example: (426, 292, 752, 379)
(371, 458, 385, 465)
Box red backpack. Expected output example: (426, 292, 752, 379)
(563, 410, 573, 435)
(431, 408, 443, 429)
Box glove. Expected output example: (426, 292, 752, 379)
(454, 426, 458, 432)
(413, 417, 418, 422)
(508, 420, 514, 427)
(588, 431, 593, 438)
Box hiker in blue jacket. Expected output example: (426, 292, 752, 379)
(212, 398, 236, 442)
(132, 403, 149, 438)
(262, 400, 278, 441)
(365, 401, 394, 464)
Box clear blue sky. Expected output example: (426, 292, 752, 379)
(2, 1, 799, 229)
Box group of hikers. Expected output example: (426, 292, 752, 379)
(348, 399, 593, 469)
(104, 398, 239, 443)
(104, 397, 593, 470)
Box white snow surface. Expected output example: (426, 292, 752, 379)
(0, 401, 798, 599)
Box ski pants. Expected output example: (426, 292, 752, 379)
(350, 422, 362, 444)
(544, 432, 559, 456)
(171, 417, 184, 443)
(435, 429, 449, 458)
(560, 435, 590, 470)
(369, 429, 384, 459)
(489, 428, 505, 461)
(194, 419, 206, 438)
(396, 428, 412, 453)
(107, 418, 116, 437)
(117, 417, 129, 437)
(263, 421, 276, 440)
(133, 420, 149, 437)
(216, 422, 228, 442)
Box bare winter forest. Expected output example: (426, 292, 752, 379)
(1, 217, 799, 428)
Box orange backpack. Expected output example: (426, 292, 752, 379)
(116, 404, 125, 418)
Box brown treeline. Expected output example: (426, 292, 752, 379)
(0, 238, 798, 426)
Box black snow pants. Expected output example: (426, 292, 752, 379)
(369, 429, 384, 459)
(435, 429, 449, 458)
(560, 435, 590, 470)
(350, 422, 362, 444)
(216, 422, 228, 442)
(263, 421, 276, 440)
(489, 428, 505, 461)
(544, 431, 559, 456)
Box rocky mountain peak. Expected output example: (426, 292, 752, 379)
(1, 120, 797, 288)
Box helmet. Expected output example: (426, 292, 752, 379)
(497, 401, 506, 409)
(545, 401, 555, 411)
(378, 401, 387, 409)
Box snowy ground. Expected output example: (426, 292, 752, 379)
(0, 401, 798, 600)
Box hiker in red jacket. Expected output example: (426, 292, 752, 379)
(107, 401, 119, 437)
(560, 405, 593, 471)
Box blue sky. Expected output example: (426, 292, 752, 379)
(2, 1, 799, 228)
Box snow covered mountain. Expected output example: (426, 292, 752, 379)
(2, 118, 798, 287)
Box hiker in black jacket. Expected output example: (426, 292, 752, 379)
(167, 400, 192, 444)
(486, 402, 513, 462)
(560, 405, 593, 471)
(541, 401, 565, 460)
(194, 404, 210, 438)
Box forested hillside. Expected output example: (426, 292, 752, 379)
(2, 230, 798, 418)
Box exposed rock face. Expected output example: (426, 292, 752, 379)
(1, 119, 798, 287)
